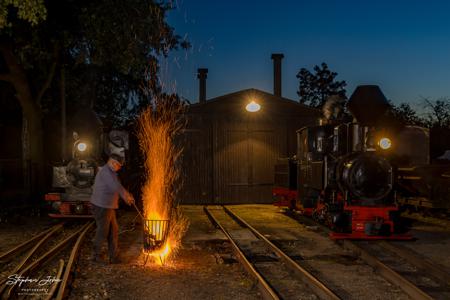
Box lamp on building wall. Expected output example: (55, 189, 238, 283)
(246, 100, 261, 112)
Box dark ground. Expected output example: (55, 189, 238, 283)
(1, 205, 449, 299)
(68, 206, 260, 300)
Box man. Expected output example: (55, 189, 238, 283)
(90, 154, 135, 263)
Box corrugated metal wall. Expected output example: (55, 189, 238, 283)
(214, 118, 287, 203)
(214, 119, 249, 203)
(181, 117, 291, 204)
(179, 89, 319, 204)
(179, 117, 213, 203)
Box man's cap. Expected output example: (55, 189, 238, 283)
(109, 154, 125, 165)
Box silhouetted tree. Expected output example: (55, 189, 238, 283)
(296, 62, 347, 108)
(390, 102, 424, 126)
(0, 0, 188, 193)
(421, 98, 450, 128)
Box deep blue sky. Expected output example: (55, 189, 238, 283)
(160, 0, 450, 107)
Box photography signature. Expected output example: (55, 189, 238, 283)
(6, 274, 62, 287)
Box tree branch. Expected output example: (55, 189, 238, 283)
(0, 41, 40, 116)
(0, 73, 13, 82)
(35, 45, 60, 108)
(0, 42, 22, 74)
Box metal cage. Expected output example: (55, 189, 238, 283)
(143, 219, 170, 252)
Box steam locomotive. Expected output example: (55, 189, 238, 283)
(45, 108, 128, 218)
(393, 126, 450, 213)
(274, 85, 412, 239)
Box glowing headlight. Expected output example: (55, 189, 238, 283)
(378, 137, 392, 150)
(77, 142, 87, 152)
(246, 101, 261, 112)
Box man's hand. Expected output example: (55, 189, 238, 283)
(126, 192, 135, 206)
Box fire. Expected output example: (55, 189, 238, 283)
(137, 95, 189, 266)
(150, 242, 171, 265)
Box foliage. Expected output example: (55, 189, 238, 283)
(389, 98, 450, 129)
(1, 0, 190, 126)
(0, 0, 189, 194)
(297, 62, 347, 108)
(0, 0, 47, 28)
(421, 98, 450, 128)
(389, 101, 423, 126)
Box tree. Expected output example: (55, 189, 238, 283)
(0, 0, 47, 28)
(390, 102, 423, 126)
(0, 0, 188, 194)
(297, 62, 347, 108)
(421, 97, 450, 128)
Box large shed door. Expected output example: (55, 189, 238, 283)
(214, 120, 285, 203)
(249, 130, 281, 201)
(179, 128, 212, 203)
(215, 129, 249, 203)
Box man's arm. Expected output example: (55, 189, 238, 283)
(105, 170, 134, 205)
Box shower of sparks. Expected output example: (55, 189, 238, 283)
(137, 94, 189, 265)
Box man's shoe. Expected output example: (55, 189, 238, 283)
(109, 256, 124, 264)
(92, 253, 107, 263)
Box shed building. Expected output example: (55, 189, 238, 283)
(180, 54, 320, 204)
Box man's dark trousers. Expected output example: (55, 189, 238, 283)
(92, 204, 118, 260)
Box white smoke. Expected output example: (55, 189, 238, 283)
(323, 95, 345, 121)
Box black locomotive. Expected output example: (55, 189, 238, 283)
(45, 108, 128, 217)
(291, 85, 411, 239)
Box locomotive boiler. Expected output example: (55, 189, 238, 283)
(45, 108, 128, 217)
(294, 85, 410, 239)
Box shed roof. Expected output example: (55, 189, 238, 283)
(187, 88, 320, 118)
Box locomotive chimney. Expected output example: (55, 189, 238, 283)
(348, 85, 389, 126)
(271, 53, 284, 97)
(197, 68, 208, 103)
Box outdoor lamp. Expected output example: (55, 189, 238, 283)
(246, 100, 261, 112)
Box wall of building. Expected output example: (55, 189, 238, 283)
(179, 90, 319, 204)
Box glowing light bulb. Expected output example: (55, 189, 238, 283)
(378, 137, 392, 150)
(77, 142, 87, 152)
(246, 101, 261, 112)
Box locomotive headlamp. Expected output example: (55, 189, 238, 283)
(77, 142, 87, 152)
(378, 137, 392, 150)
(246, 101, 261, 112)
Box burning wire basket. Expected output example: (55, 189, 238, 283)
(143, 219, 170, 252)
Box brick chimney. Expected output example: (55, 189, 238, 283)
(271, 53, 284, 97)
(197, 68, 208, 103)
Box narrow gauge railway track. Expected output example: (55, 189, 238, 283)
(204, 206, 340, 300)
(0, 221, 94, 300)
(285, 209, 450, 300)
(340, 240, 450, 300)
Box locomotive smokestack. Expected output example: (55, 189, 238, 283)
(271, 53, 284, 97)
(197, 68, 208, 103)
(348, 85, 389, 125)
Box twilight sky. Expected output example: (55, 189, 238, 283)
(160, 0, 450, 107)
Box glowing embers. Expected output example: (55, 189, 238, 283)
(142, 218, 171, 265)
(137, 97, 189, 267)
(143, 219, 170, 252)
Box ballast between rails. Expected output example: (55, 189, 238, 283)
(0, 221, 94, 300)
(204, 206, 279, 300)
(204, 205, 341, 300)
(223, 206, 340, 300)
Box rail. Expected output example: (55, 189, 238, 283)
(204, 206, 279, 300)
(224, 206, 340, 300)
(205, 206, 341, 300)
(0, 221, 94, 299)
